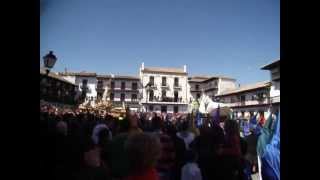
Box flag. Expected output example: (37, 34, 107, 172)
(254, 123, 263, 136)
(256, 110, 276, 157)
(249, 114, 258, 131)
(212, 105, 220, 126)
(259, 115, 266, 126)
(243, 120, 250, 137)
(195, 111, 201, 127)
(261, 111, 280, 180)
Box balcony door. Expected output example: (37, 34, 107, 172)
(174, 91, 178, 102)
(174, 77, 179, 87)
(162, 77, 167, 86)
(149, 76, 154, 86)
(161, 90, 166, 100)
(149, 90, 154, 102)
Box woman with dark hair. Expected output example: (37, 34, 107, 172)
(124, 133, 161, 180)
(216, 119, 242, 180)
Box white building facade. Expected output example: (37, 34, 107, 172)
(139, 63, 189, 113)
(59, 64, 245, 114)
(59, 72, 98, 101)
(188, 76, 237, 102)
(216, 81, 272, 119)
(96, 75, 142, 111)
(261, 59, 280, 109)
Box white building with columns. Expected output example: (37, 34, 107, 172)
(188, 75, 237, 103)
(139, 63, 189, 113)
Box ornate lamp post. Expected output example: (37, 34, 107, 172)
(43, 51, 57, 75)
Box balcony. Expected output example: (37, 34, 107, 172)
(173, 84, 182, 90)
(224, 98, 270, 108)
(96, 85, 104, 91)
(145, 96, 187, 104)
(204, 83, 218, 92)
(191, 88, 201, 92)
(110, 87, 139, 92)
(150, 85, 157, 89)
(161, 84, 169, 89)
(112, 99, 139, 105)
(80, 85, 90, 92)
(270, 96, 280, 104)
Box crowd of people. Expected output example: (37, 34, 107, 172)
(40, 103, 275, 180)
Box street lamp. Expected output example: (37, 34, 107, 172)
(43, 51, 57, 75)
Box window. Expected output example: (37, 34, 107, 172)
(149, 105, 154, 112)
(161, 106, 167, 113)
(174, 77, 179, 87)
(162, 77, 167, 86)
(195, 84, 199, 90)
(240, 95, 246, 102)
(132, 82, 138, 90)
(196, 93, 201, 99)
(174, 106, 178, 113)
(174, 91, 178, 102)
(111, 81, 115, 89)
(97, 92, 102, 99)
(81, 79, 88, 90)
(110, 93, 114, 101)
(149, 90, 154, 101)
(97, 80, 103, 89)
(162, 90, 166, 98)
(121, 93, 125, 102)
(149, 76, 154, 86)
(257, 92, 264, 100)
(121, 82, 125, 90)
(131, 94, 137, 101)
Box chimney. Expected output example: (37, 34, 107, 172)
(183, 65, 187, 73)
(141, 62, 145, 70)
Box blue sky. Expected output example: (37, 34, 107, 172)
(40, 0, 279, 85)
